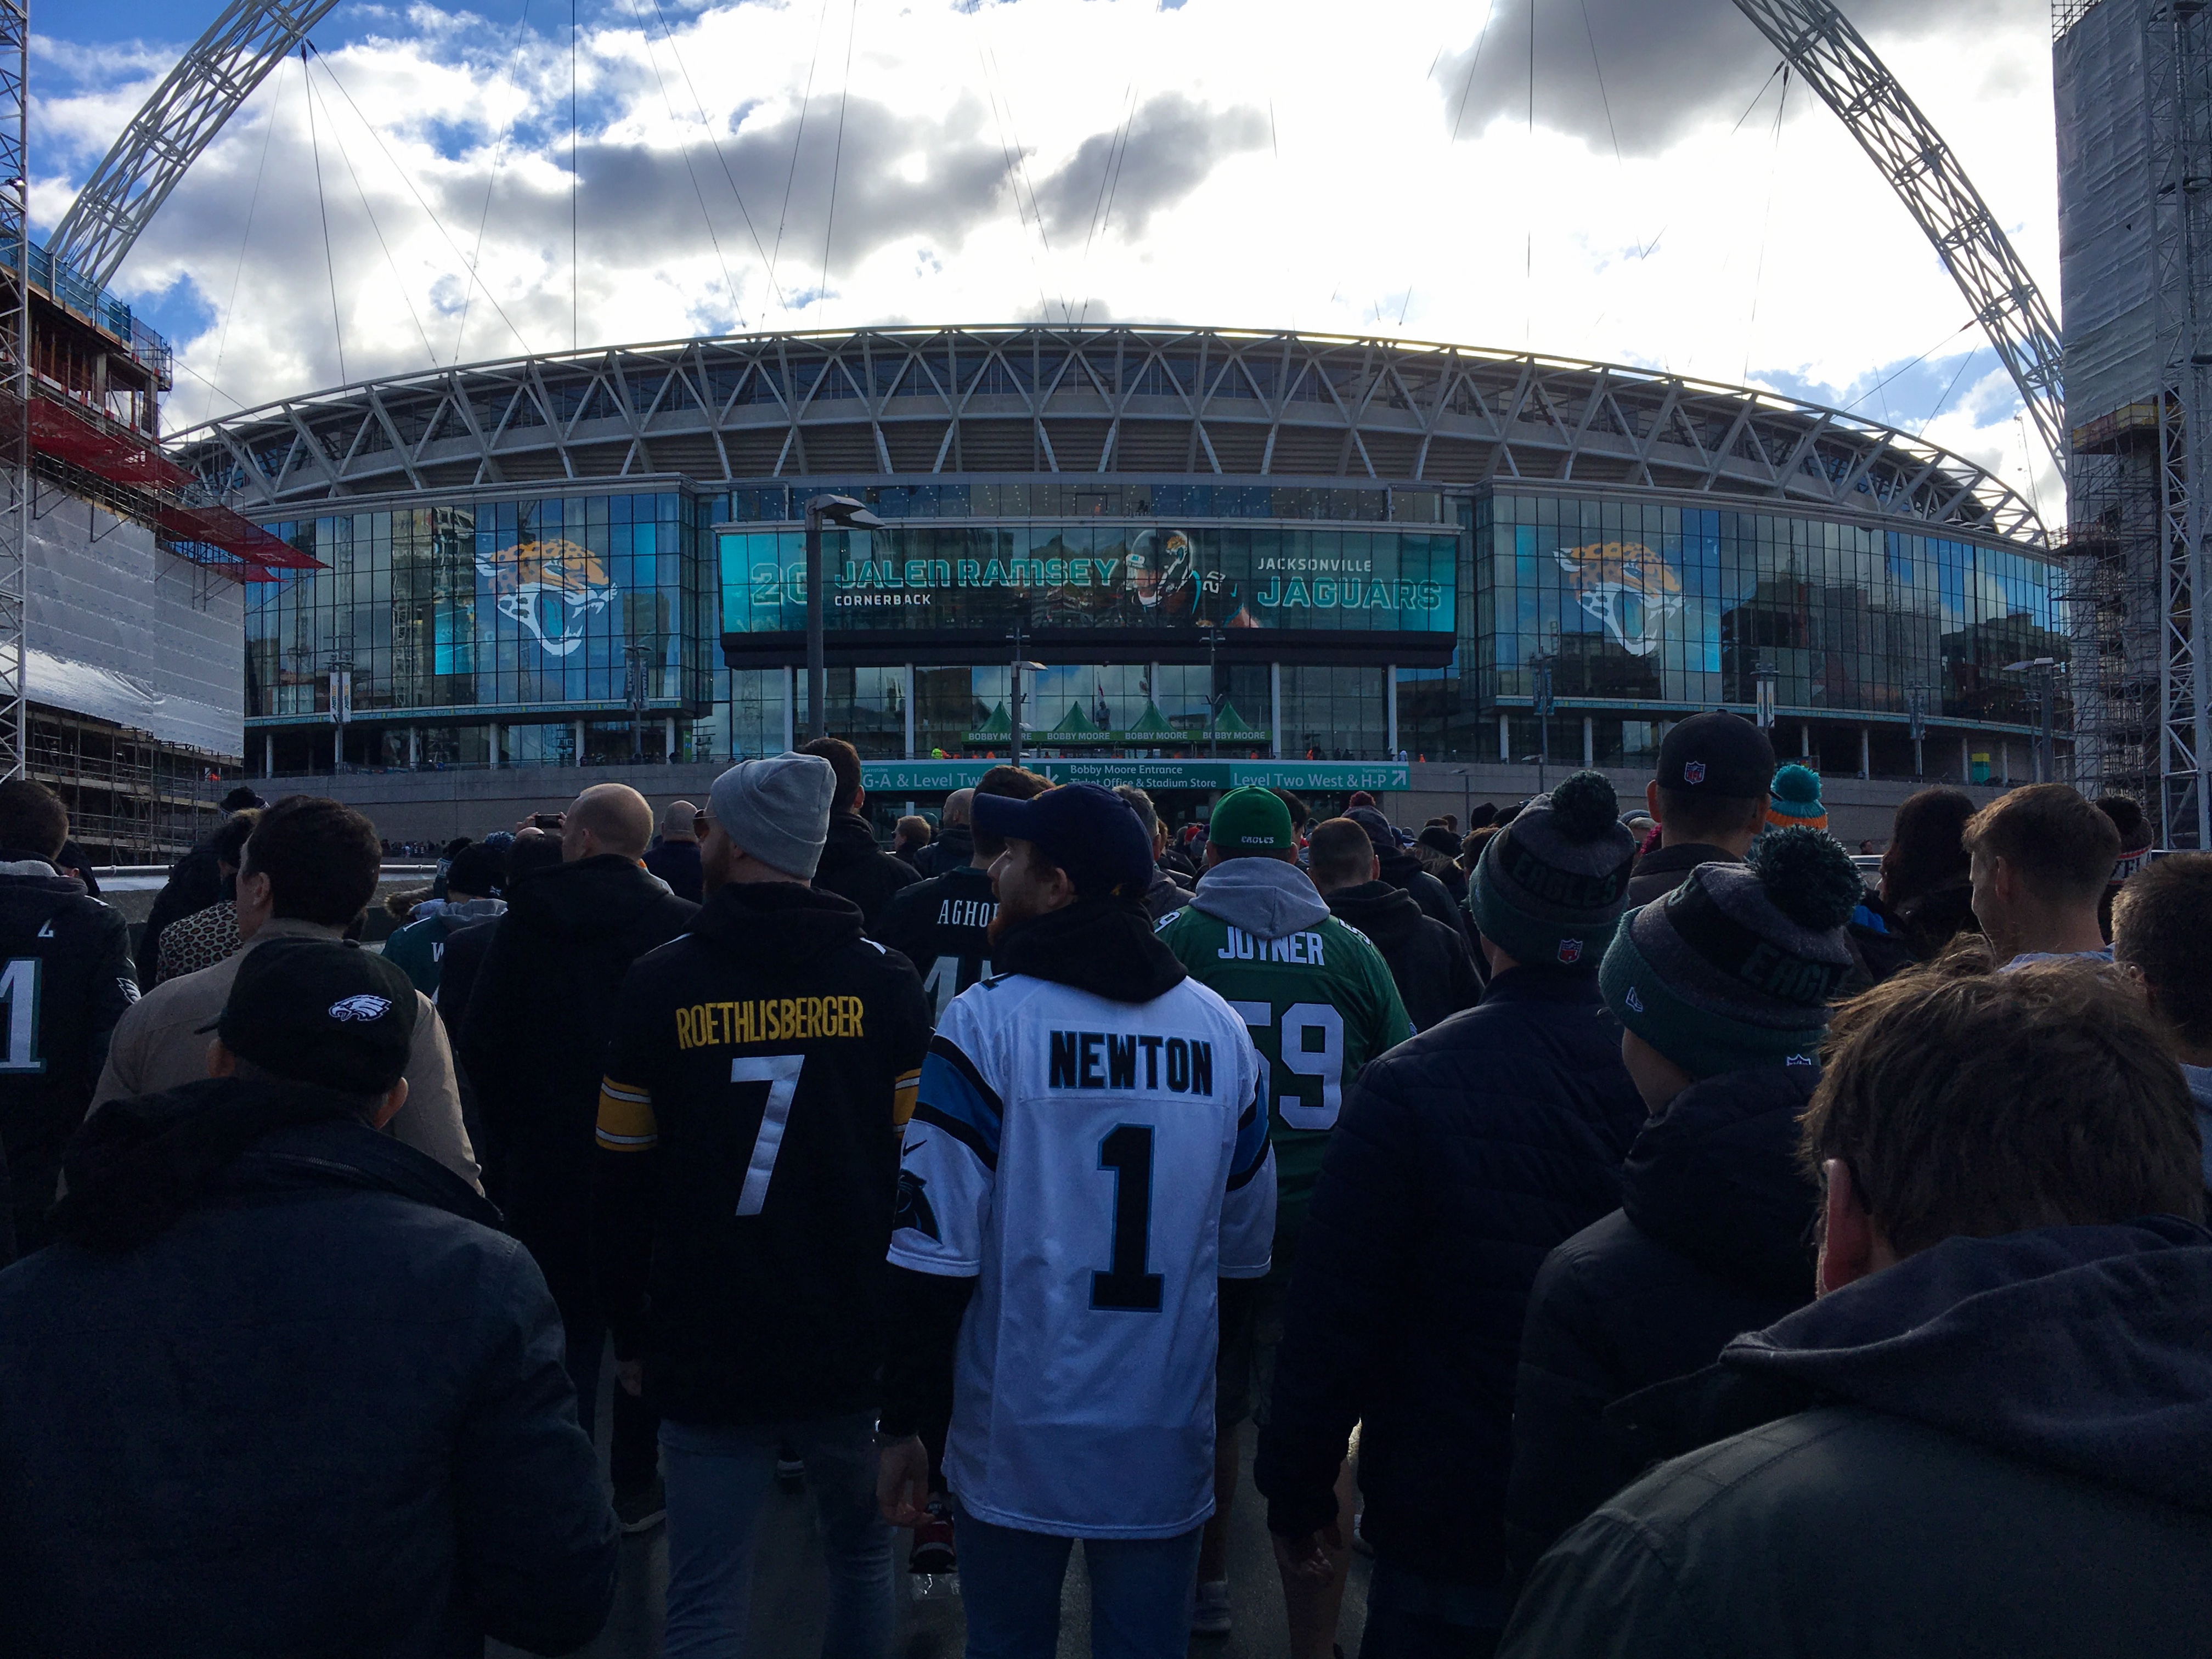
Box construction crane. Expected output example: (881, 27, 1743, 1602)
(1728, 0, 2068, 475)
(46, 0, 339, 291)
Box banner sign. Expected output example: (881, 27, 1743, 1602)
(722, 522, 1457, 639)
(860, 759, 1411, 793)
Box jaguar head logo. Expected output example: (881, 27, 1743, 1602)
(1554, 541, 1684, 658)
(476, 538, 617, 658)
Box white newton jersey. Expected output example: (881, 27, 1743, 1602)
(890, 970, 1275, 1539)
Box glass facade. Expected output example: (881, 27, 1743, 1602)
(244, 476, 2063, 773)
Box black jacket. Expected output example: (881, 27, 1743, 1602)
(870, 862, 998, 1018)
(1625, 841, 1741, 907)
(0, 1078, 616, 1657)
(914, 822, 973, 879)
(134, 844, 222, 988)
(1504, 1064, 1818, 1573)
(642, 837, 704, 903)
(1254, 967, 1646, 1587)
(1376, 842, 1472, 945)
(1323, 879, 1483, 1032)
(1499, 1217, 2212, 1659)
(814, 811, 919, 929)
(595, 882, 930, 1425)
(458, 856, 696, 1240)
(0, 862, 138, 1257)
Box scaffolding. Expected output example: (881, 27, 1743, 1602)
(2061, 403, 2164, 805)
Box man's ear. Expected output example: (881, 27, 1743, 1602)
(1645, 780, 1663, 822)
(372, 1076, 410, 1130)
(1818, 1159, 1878, 1296)
(206, 1036, 238, 1080)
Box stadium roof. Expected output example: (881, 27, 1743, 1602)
(171, 324, 2045, 546)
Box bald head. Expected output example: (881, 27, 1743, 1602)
(662, 800, 699, 843)
(942, 788, 975, 827)
(562, 783, 655, 861)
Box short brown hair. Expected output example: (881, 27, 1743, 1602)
(895, 814, 932, 845)
(972, 765, 1051, 860)
(1961, 783, 2120, 906)
(1308, 818, 1377, 889)
(1802, 958, 2204, 1257)
(243, 797, 382, 928)
(2114, 852, 2212, 1050)
(1654, 785, 1766, 845)
(0, 779, 67, 860)
(797, 736, 863, 811)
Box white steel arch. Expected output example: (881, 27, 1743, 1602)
(46, 0, 338, 290)
(1729, 0, 2068, 471)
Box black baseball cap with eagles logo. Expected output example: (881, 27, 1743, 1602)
(1657, 712, 1776, 800)
(201, 938, 416, 1094)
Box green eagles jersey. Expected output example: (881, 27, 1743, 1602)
(1155, 902, 1412, 1259)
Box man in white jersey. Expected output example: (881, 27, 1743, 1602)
(877, 783, 1276, 1659)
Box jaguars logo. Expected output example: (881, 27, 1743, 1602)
(1553, 541, 1684, 659)
(476, 538, 617, 658)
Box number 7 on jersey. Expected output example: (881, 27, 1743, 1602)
(731, 1054, 805, 1216)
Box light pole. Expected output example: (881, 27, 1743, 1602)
(1753, 659, 1779, 732)
(328, 656, 352, 774)
(1451, 766, 1471, 830)
(624, 640, 651, 762)
(1007, 615, 1045, 768)
(2004, 657, 2062, 783)
(1906, 682, 1929, 781)
(804, 493, 885, 740)
(1204, 623, 1221, 759)
(1529, 656, 1556, 792)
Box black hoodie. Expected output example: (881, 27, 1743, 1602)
(1502, 1217, 2212, 1659)
(812, 810, 919, 929)
(457, 854, 696, 1223)
(592, 881, 931, 1425)
(1323, 879, 1483, 1032)
(1504, 1063, 1818, 1573)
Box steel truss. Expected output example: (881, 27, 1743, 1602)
(2148, 0, 2212, 847)
(0, 0, 26, 783)
(1730, 0, 2068, 472)
(46, 0, 338, 291)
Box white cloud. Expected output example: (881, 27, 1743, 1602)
(38, 0, 2060, 517)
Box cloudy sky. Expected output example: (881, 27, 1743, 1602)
(38, 0, 2061, 512)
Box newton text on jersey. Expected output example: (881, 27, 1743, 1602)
(1216, 928, 1327, 966)
(1048, 1031, 1214, 1095)
(676, 996, 866, 1049)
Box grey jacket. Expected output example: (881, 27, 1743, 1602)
(1187, 856, 1329, 940)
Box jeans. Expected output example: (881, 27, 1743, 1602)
(953, 1496, 1203, 1659)
(661, 1412, 895, 1659)
(1358, 1556, 1513, 1659)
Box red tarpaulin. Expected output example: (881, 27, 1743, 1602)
(2, 390, 194, 492)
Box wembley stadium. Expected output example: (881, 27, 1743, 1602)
(171, 324, 2067, 786)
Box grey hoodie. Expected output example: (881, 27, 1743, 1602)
(1189, 856, 1329, 941)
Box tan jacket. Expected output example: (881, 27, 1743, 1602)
(94, 916, 481, 1188)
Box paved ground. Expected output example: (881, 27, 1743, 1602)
(496, 1357, 1370, 1658)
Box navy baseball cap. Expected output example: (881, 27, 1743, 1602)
(972, 782, 1154, 900)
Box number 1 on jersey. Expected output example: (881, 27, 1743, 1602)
(0, 958, 43, 1074)
(1092, 1124, 1163, 1312)
(731, 1054, 805, 1216)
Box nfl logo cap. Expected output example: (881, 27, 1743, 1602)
(973, 782, 1155, 900)
(1657, 712, 1775, 801)
(203, 938, 417, 1095)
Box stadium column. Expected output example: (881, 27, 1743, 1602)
(1498, 713, 1509, 761)
(904, 664, 916, 759)
(491, 722, 503, 769)
(664, 716, 675, 761)
(572, 719, 584, 764)
(1386, 665, 1398, 758)
(1583, 715, 1595, 769)
(782, 668, 795, 753)
(1859, 726, 1870, 780)
(1270, 662, 1282, 758)
(262, 733, 272, 778)
(1961, 736, 1972, 782)
(408, 727, 419, 768)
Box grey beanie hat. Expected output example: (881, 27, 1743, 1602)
(1468, 771, 1638, 969)
(1598, 826, 1863, 1079)
(708, 753, 837, 879)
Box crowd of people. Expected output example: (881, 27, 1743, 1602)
(0, 712, 2203, 1658)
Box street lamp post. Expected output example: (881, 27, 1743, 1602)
(328, 656, 352, 774)
(804, 493, 887, 740)
(1007, 616, 1045, 768)
(2003, 657, 2062, 783)
(1906, 682, 1929, 781)
(1205, 623, 1221, 759)
(1753, 660, 1779, 732)
(624, 641, 651, 762)
(1529, 657, 1556, 792)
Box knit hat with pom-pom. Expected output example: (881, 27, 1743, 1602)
(1599, 825, 1861, 1079)
(1765, 763, 1828, 832)
(1468, 770, 1639, 970)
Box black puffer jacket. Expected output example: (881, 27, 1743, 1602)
(1504, 1064, 1819, 1575)
(815, 811, 919, 929)
(1376, 842, 1472, 945)
(458, 856, 696, 1234)
(1254, 967, 1645, 1588)
(1323, 880, 1482, 1032)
